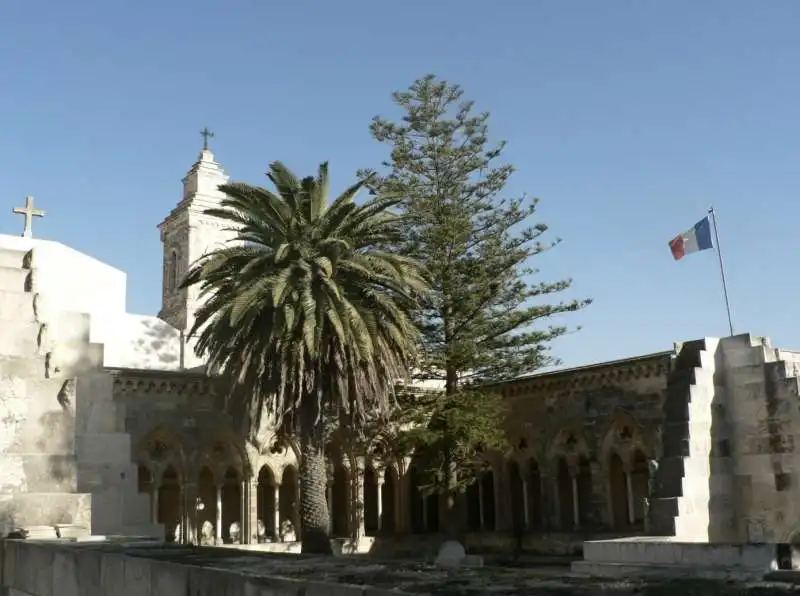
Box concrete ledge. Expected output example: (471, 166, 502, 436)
(0, 540, 416, 596)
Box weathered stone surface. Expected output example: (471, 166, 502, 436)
(434, 540, 466, 567)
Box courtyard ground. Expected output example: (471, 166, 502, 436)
(121, 545, 800, 595)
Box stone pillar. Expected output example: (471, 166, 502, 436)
(376, 476, 384, 532)
(327, 469, 334, 531)
(570, 473, 580, 529)
(240, 480, 248, 543)
(522, 478, 530, 529)
(247, 480, 258, 544)
(354, 461, 365, 539)
(273, 482, 281, 540)
(183, 482, 198, 545)
(478, 477, 485, 530)
(151, 483, 160, 525)
(625, 472, 635, 525)
(215, 484, 223, 544)
(423, 494, 430, 532)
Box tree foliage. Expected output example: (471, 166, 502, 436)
(182, 161, 427, 552)
(363, 75, 591, 504)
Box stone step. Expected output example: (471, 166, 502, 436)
(0, 266, 30, 293)
(0, 248, 28, 270)
(0, 320, 40, 357)
(570, 560, 749, 580)
(3, 453, 79, 493)
(0, 492, 91, 528)
(0, 355, 46, 378)
(47, 341, 104, 378)
(0, 289, 35, 322)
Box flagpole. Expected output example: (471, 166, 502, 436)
(708, 206, 734, 336)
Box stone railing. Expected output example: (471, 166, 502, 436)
(0, 539, 404, 596)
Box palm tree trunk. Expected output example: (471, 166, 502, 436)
(298, 399, 333, 555)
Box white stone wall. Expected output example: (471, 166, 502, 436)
(0, 235, 192, 372)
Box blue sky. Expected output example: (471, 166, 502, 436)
(1, 1, 798, 368)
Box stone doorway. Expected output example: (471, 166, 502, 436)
(363, 466, 379, 536)
(381, 467, 397, 533)
(331, 464, 349, 537)
(279, 465, 299, 537)
(257, 465, 277, 540)
(197, 466, 217, 542)
(159, 465, 181, 542)
(508, 460, 525, 530)
(220, 467, 241, 543)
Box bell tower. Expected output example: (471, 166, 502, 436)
(157, 129, 238, 359)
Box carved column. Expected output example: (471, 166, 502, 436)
(478, 475, 485, 531)
(521, 477, 530, 529)
(569, 468, 580, 529)
(326, 468, 334, 532)
(353, 460, 365, 540)
(273, 481, 281, 540)
(247, 479, 258, 544)
(215, 484, 223, 544)
(240, 479, 248, 544)
(151, 482, 160, 526)
(183, 482, 198, 545)
(376, 476, 384, 532)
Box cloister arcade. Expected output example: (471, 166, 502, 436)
(134, 410, 655, 544)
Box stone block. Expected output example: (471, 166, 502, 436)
(48, 342, 104, 378)
(0, 322, 39, 358)
(52, 550, 79, 596)
(8, 492, 91, 528)
(52, 312, 91, 343)
(251, 576, 306, 595)
(0, 356, 46, 379)
(0, 291, 34, 323)
(73, 547, 102, 596)
(0, 267, 28, 294)
(305, 580, 367, 596)
(0, 249, 27, 270)
(99, 553, 127, 595)
(75, 434, 130, 465)
(150, 560, 188, 596)
(187, 565, 242, 596)
(123, 555, 152, 596)
(21, 454, 79, 492)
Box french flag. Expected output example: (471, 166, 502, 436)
(669, 216, 714, 261)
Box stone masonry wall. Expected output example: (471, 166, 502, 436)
(0, 246, 158, 538)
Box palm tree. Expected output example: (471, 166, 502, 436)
(182, 161, 427, 554)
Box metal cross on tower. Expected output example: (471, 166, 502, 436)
(200, 127, 215, 150)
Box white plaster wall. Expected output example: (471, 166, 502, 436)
(102, 314, 184, 370)
(0, 234, 198, 371)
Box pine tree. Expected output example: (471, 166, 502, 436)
(364, 75, 591, 531)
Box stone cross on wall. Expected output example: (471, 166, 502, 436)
(13, 196, 45, 238)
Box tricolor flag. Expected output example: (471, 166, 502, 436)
(669, 216, 714, 261)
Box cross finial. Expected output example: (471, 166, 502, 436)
(200, 127, 214, 151)
(13, 196, 45, 238)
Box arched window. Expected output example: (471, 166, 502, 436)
(168, 251, 178, 292)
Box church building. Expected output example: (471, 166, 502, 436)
(3, 142, 800, 554)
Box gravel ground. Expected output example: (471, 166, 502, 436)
(113, 545, 800, 595)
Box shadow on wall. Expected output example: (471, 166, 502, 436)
(123, 315, 182, 370)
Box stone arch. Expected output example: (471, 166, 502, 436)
(198, 429, 251, 483)
(279, 464, 299, 539)
(168, 250, 178, 292)
(159, 464, 182, 542)
(599, 409, 652, 529)
(256, 464, 277, 541)
(381, 464, 399, 533)
(599, 409, 651, 469)
(136, 426, 188, 481)
(548, 428, 592, 530)
(363, 463, 380, 536)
